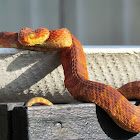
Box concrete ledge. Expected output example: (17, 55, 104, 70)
(0, 46, 139, 103)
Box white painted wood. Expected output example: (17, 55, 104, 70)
(0, 46, 140, 54)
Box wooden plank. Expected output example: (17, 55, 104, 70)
(0, 102, 24, 140)
(12, 103, 140, 140)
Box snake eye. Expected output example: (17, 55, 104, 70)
(30, 34, 34, 39)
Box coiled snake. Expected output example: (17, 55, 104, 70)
(0, 27, 140, 132)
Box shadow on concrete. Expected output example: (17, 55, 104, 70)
(0, 51, 64, 103)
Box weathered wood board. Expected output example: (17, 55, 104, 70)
(12, 103, 140, 140)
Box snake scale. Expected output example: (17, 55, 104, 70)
(0, 27, 140, 133)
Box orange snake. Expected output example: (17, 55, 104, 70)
(0, 27, 140, 133)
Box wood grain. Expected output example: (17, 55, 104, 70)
(12, 103, 140, 140)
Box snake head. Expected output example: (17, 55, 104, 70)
(18, 27, 50, 46)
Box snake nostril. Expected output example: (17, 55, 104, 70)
(30, 34, 34, 39)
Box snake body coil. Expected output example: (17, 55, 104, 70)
(0, 28, 140, 132)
